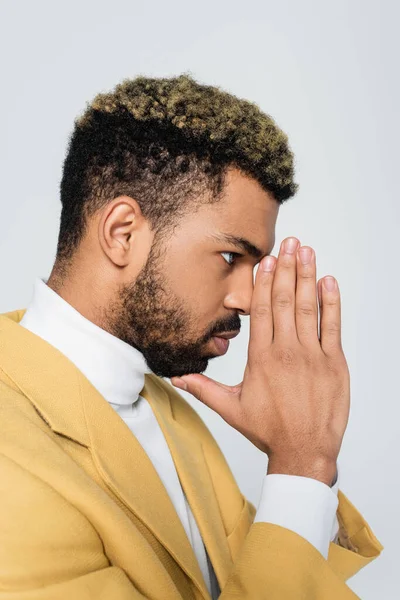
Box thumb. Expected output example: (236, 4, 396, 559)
(170, 373, 241, 427)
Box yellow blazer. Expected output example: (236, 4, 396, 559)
(0, 308, 383, 599)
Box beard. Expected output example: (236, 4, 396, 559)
(104, 237, 241, 379)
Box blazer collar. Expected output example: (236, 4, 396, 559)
(0, 309, 233, 599)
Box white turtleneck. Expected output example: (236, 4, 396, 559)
(19, 276, 340, 599)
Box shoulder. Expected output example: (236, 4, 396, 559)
(0, 371, 52, 439)
(0, 370, 30, 411)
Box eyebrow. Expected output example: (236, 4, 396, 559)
(209, 233, 272, 260)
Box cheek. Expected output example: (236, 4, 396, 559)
(165, 252, 225, 311)
(186, 277, 226, 326)
(185, 264, 222, 300)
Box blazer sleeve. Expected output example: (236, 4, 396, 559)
(219, 489, 383, 599)
(162, 379, 384, 599)
(0, 569, 144, 600)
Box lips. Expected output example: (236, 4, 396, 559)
(212, 336, 230, 355)
(214, 330, 240, 340)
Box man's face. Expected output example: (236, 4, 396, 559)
(107, 169, 279, 378)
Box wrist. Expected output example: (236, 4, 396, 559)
(267, 456, 337, 487)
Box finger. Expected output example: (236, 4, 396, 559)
(170, 373, 241, 427)
(271, 237, 300, 341)
(317, 279, 322, 339)
(319, 276, 342, 355)
(249, 254, 277, 353)
(295, 246, 319, 347)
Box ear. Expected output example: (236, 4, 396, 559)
(98, 195, 145, 267)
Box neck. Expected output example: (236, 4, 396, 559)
(47, 259, 117, 337)
(19, 276, 152, 407)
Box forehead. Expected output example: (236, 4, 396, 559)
(205, 168, 279, 253)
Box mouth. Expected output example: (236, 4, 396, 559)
(210, 330, 240, 355)
(213, 330, 240, 340)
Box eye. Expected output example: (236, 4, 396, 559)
(221, 251, 242, 267)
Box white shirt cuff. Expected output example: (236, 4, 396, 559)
(330, 465, 340, 543)
(253, 464, 340, 559)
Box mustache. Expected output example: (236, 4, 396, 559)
(210, 319, 241, 338)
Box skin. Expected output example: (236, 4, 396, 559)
(47, 167, 279, 378)
(47, 166, 349, 485)
(171, 217, 350, 486)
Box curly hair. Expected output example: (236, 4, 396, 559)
(56, 72, 299, 269)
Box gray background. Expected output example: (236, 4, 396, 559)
(0, 1, 398, 597)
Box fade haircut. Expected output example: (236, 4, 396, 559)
(56, 72, 299, 271)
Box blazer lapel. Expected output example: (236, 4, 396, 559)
(140, 377, 233, 589)
(78, 372, 212, 598)
(0, 310, 233, 598)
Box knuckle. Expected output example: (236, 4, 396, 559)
(302, 351, 315, 367)
(325, 321, 341, 335)
(251, 348, 272, 367)
(324, 358, 342, 378)
(273, 346, 297, 367)
(324, 296, 338, 307)
(253, 304, 271, 319)
(298, 269, 315, 279)
(296, 303, 316, 317)
(273, 292, 293, 309)
(324, 352, 348, 379)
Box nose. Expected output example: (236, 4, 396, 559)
(223, 269, 254, 316)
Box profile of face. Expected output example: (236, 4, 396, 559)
(98, 168, 279, 379)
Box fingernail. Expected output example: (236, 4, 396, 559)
(284, 238, 299, 254)
(262, 256, 275, 271)
(299, 247, 313, 264)
(323, 277, 337, 291)
(172, 377, 187, 390)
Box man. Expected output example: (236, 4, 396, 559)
(0, 73, 383, 599)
